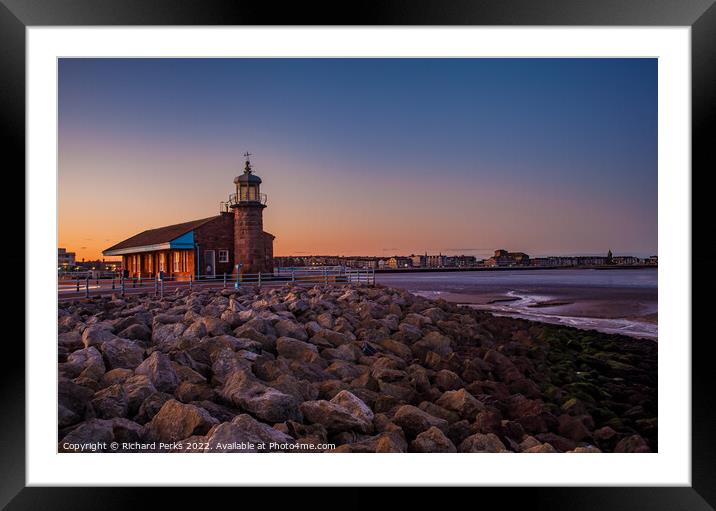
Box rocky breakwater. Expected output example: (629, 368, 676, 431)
(58, 283, 657, 453)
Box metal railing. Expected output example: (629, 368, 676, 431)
(57, 266, 375, 301)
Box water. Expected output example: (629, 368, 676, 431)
(376, 268, 658, 340)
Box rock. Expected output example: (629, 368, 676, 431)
(392, 405, 448, 438)
(411, 426, 457, 453)
(58, 331, 84, 352)
(275, 319, 308, 341)
(418, 401, 461, 424)
(205, 414, 296, 452)
(62, 347, 106, 381)
(81, 325, 115, 349)
(435, 389, 485, 420)
(276, 337, 321, 364)
(557, 414, 592, 442)
(90, 384, 128, 419)
(233, 325, 274, 352)
(569, 446, 602, 453)
(330, 390, 374, 427)
(100, 338, 145, 370)
(434, 369, 463, 391)
(300, 399, 372, 433)
(134, 351, 180, 393)
(99, 368, 134, 388)
(202, 317, 232, 337)
(458, 433, 509, 453)
(209, 347, 252, 386)
(484, 349, 523, 383)
(220, 370, 301, 423)
(524, 443, 558, 453)
(134, 392, 172, 424)
(58, 378, 94, 427)
(117, 323, 152, 344)
(58, 419, 114, 451)
(378, 339, 413, 360)
(175, 381, 215, 403)
(109, 418, 144, 445)
(122, 374, 157, 416)
(414, 331, 453, 357)
(145, 399, 218, 442)
(535, 433, 576, 452)
(614, 434, 651, 453)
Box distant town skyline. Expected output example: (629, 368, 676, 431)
(59, 58, 657, 260)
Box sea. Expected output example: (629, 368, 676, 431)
(375, 268, 658, 340)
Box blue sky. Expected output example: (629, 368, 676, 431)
(59, 58, 657, 259)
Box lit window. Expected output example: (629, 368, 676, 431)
(218, 250, 229, 263)
(173, 252, 180, 272)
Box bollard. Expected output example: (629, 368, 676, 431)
(223, 272, 227, 288)
(258, 272, 262, 288)
(85, 277, 89, 298)
(133, 277, 136, 288)
(138, 274, 142, 288)
(76, 279, 80, 293)
(121, 276, 125, 297)
(189, 274, 193, 290)
(235, 264, 241, 289)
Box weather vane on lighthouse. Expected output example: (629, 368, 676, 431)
(243, 151, 253, 173)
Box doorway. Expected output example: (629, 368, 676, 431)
(204, 250, 216, 278)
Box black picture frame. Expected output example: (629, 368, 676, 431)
(2, 0, 710, 508)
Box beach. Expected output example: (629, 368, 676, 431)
(376, 268, 657, 340)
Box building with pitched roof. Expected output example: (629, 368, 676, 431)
(102, 154, 275, 279)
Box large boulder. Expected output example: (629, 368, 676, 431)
(90, 384, 128, 419)
(58, 378, 94, 428)
(414, 331, 453, 357)
(300, 399, 373, 434)
(116, 323, 152, 344)
(392, 405, 448, 438)
(411, 426, 457, 453)
(122, 374, 157, 417)
(145, 399, 219, 442)
(204, 414, 296, 452)
(220, 370, 301, 423)
(614, 434, 651, 453)
(274, 319, 308, 341)
(276, 337, 321, 364)
(81, 325, 115, 349)
(458, 433, 509, 453)
(58, 419, 114, 451)
(61, 347, 106, 381)
(435, 389, 485, 421)
(100, 338, 145, 370)
(134, 351, 180, 393)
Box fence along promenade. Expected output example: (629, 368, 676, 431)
(57, 266, 376, 301)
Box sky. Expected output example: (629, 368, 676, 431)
(58, 58, 657, 260)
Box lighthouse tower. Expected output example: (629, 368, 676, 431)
(231, 152, 270, 274)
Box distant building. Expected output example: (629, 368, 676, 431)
(58, 248, 76, 268)
(648, 255, 658, 265)
(386, 256, 412, 269)
(485, 249, 530, 267)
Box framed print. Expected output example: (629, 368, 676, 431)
(2, 0, 712, 507)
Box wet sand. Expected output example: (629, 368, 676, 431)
(376, 269, 658, 340)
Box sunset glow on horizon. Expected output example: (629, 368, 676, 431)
(58, 58, 657, 261)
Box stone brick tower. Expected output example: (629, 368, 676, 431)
(231, 153, 270, 274)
